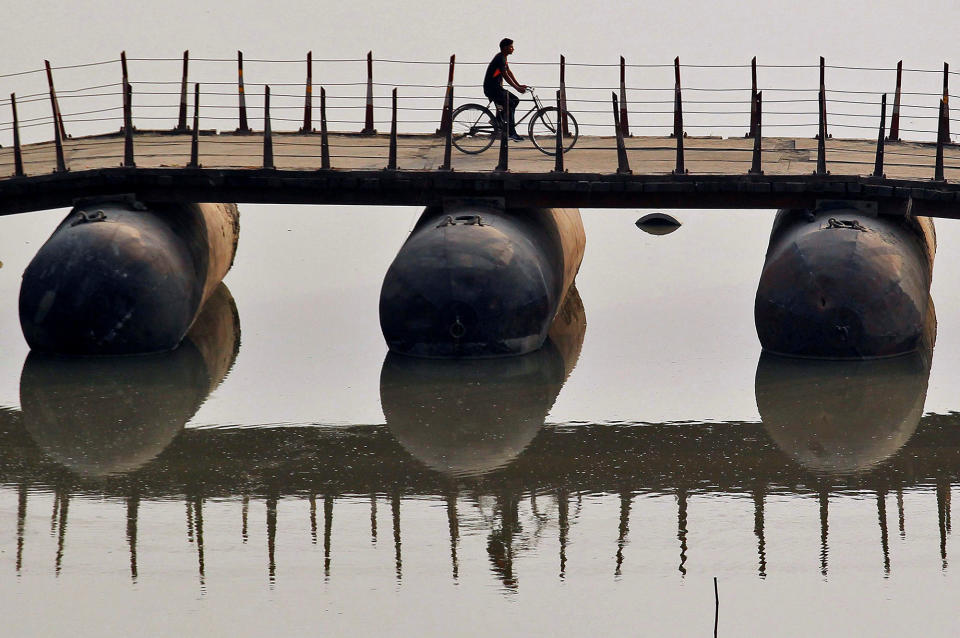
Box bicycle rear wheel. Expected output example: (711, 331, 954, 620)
(529, 107, 579, 156)
(451, 104, 499, 154)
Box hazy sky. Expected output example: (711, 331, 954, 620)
(7, 0, 960, 70)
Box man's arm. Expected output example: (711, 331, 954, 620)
(504, 64, 527, 93)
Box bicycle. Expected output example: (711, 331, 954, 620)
(450, 87, 579, 156)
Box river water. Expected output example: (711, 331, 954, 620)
(2, 202, 960, 636)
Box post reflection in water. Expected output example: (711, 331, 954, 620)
(754, 308, 935, 577)
(12, 283, 240, 581)
(379, 286, 586, 588)
(3, 286, 960, 590)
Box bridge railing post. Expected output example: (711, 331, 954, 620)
(120, 51, 129, 116)
(495, 92, 509, 172)
(943, 62, 950, 141)
(619, 56, 630, 138)
(188, 83, 200, 168)
(612, 92, 630, 175)
(670, 57, 684, 138)
(49, 83, 66, 172)
(437, 54, 455, 136)
(818, 56, 829, 140)
(387, 88, 398, 170)
(44, 60, 67, 140)
(672, 81, 686, 174)
(748, 56, 758, 138)
(816, 85, 828, 175)
(361, 51, 376, 135)
(320, 86, 331, 169)
(440, 86, 453, 170)
(873, 93, 886, 178)
(301, 51, 313, 133)
(236, 51, 251, 134)
(176, 50, 189, 132)
(11, 93, 24, 177)
(935, 98, 946, 181)
(749, 91, 762, 174)
(263, 85, 274, 170)
(123, 82, 135, 167)
(560, 55, 570, 137)
(888, 61, 902, 141)
(553, 89, 565, 172)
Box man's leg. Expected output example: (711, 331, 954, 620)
(508, 92, 520, 135)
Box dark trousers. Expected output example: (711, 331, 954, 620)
(485, 88, 520, 134)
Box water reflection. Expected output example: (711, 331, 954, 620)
(756, 350, 931, 476)
(754, 313, 935, 577)
(382, 286, 585, 479)
(380, 287, 585, 587)
(9, 284, 238, 581)
(20, 283, 240, 478)
(2, 290, 959, 587)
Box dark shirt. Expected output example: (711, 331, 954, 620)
(483, 52, 508, 96)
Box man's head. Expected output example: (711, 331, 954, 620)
(499, 38, 514, 55)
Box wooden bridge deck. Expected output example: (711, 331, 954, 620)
(2, 131, 960, 216)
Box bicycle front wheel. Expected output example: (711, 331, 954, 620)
(529, 107, 579, 156)
(451, 104, 499, 154)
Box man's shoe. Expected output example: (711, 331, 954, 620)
(509, 132, 524, 142)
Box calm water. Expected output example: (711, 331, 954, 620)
(2, 204, 960, 636)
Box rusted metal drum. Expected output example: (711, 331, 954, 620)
(380, 201, 585, 358)
(20, 283, 240, 477)
(19, 197, 239, 355)
(381, 287, 585, 478)
(754, 205, 935, 358)
(755, 307, 933, 475)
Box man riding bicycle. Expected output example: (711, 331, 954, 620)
(483, 38, 528, 141)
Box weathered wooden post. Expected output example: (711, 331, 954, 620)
(263, 85, 274, 169)
(320, 86, 331, 169)
(888, 61, 902, 141)
(619, 56, 630, 137)
(437, 54, 455, 135)
(671, 57, 685, 139)
(440, 86, 453, 170)
(748, 56, 758, 138)
(11, 93, 24, 177)
(873, 94, 886, 178)
(362, 51, 376, 134)
(177, 51, 189, 132)
(943, 62, 950, 141)
(749, 91, 762, 174)
(123, 82, 135, 167)
(188, 83, 200, 168)
(816, 82, 827, 175)
(613, 92, 631, 174)
(236, 51, 251, 134)
(44, 60, 67, 139)
(48, 78, 66, 172)
(299, 51, 313, 133)
(672, 61, 686, 174)
(495, 91, 509, 171)
(387, 88, 398, 170)
(819, 56, 828, 139)
(559, 55, 570, 137)
(120, 50, 129, 103)
(553, 89, 565, 172)
(935, 98, 946, 181)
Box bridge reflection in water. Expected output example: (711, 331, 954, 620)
(0, 287, 952, 589)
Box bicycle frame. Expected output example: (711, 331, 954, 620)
(486, 89, 546, 126)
